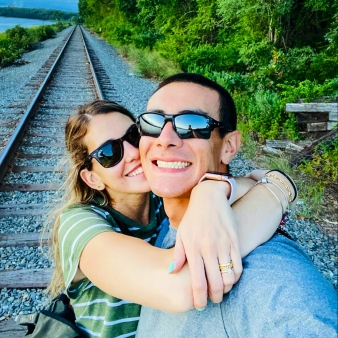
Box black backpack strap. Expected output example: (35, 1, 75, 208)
(17, 312, 40, 334)
(17, 293, 84, 337)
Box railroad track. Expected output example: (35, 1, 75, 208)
(0, 25, 116, 336)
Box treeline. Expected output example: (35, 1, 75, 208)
(0, 7, 78, 21)
(79, 0, 338, 142)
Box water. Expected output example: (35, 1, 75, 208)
(0, 16, 54, 32)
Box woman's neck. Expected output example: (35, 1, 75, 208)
(110, 193, 150, 225)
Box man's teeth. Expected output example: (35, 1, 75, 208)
(157, 160, 190, 169)
(128, 167, 144, 177)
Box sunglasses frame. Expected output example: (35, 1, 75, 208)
(136, 110, 227, 139)
(85, 124, 140, 169)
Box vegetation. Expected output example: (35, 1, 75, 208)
(78, 0, 337, 219)
(0, 22, 70, 68)
(0, 7, 78, 21)
(78, 0, 337, 138)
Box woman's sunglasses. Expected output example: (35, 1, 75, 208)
(136, 111, 229, 140)
(85, 124, 140, 168)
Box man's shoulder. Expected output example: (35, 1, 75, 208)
(154, 222, 177, 249)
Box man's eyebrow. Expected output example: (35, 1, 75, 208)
(144, 109, 209, 115)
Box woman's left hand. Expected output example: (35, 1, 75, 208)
(171, 180, 243, 309)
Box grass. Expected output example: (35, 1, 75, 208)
(116, 45, 181, 80)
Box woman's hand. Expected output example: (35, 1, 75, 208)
(170, 180, 242, 310)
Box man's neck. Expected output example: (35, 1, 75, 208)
(163, 197, 190, 228)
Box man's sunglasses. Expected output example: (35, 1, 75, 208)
(85, 124, 140, 168)
(136, 111, 228, 139)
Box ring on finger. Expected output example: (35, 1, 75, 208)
(219, 261, 233, 274)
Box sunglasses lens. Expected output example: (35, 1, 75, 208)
(139, 114, 164, 137)
(96, 141, 122, 168)
(125, 125, 141, 148)
(175, 114, 211, 139)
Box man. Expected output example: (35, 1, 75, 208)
(136, 73, 337, 337)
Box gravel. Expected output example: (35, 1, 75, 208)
(0, 26, 336, 321)
(0, 26, 74, 109)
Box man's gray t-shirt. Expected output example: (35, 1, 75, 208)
(137, 226, 229, 337)
(137, 225, 337, 338)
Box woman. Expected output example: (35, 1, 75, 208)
(46, 100, 295, 337)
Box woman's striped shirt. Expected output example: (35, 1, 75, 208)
(58, 193, 166, 338)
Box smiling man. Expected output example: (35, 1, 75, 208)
(136, 73, 337, 337)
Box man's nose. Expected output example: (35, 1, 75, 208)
(156, 121, 183, 148)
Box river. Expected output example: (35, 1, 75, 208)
(0, 16, 54, 32)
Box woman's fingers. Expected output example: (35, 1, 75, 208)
(170, 235, 186, 273)
(187, 251, 208, 310)
(218, 253, 236, 294)
(203, 250, 225, 304)
(230, 241, 243, 284)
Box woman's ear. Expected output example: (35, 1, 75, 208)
(80, 168, 105, 191)
(220, 130, 241, 165)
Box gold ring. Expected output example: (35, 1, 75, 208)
(219, 261, 233, 274)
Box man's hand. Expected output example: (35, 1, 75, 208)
(169, 180, 242, 310)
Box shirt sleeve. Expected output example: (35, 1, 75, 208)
(58, 206, 114, 288)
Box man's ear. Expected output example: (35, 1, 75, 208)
(220, 130, 241, 165)
(80, 168, 105, 191)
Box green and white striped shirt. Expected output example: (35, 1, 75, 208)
(58, 193, 166, 338)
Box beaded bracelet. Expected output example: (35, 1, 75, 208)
(265, 172, 293, 203)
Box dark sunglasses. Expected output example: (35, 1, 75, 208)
(136, 111, 228, 139)
(85, 124, 140, 168)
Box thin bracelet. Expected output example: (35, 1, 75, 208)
(265, 172, 293, 203)
(255, 181, 285, 215)
(261, 177, 290, 213)
(266, 169, 298, 202)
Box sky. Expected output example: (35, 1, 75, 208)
(0, 0, 78, 12)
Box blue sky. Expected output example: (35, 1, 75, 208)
(0, 0, 78, 12)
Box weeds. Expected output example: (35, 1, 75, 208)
(116, 45, 181, 79)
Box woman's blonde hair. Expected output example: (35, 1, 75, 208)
(44, 100, 136, 296)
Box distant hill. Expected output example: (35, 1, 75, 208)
(0, 0, 78, 12)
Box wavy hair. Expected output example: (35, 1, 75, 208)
(44, 100, 135, 296)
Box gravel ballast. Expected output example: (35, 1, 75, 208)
(0, 26, 336, 321)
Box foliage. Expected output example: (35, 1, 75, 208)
(0, 23, 69, 68)
(299, 135, 338, 183)
(116, 45, 181, 79)
(78, 0, 337, 143)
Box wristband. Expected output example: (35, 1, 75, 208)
(198, 172, 237, 205)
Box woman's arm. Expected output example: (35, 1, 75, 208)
(79, 231, 193, 313)
(78, 170, 296, 312)
(170, 170, 295, 309)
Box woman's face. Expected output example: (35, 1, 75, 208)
(82, 112, 150, 198)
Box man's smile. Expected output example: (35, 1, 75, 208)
(155, 160, 191, 169)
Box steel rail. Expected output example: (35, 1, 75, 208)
(80, 25, 104, 100)
(0, 26, 77, 182)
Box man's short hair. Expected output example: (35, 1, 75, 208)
(156, 73, 237, 137)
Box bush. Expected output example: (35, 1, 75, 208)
(0, 23, 68, 69)
(30, 25, 56, 41)
(299, 135, 338, 183)
(6, 25, 33, 50)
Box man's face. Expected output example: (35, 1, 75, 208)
(140, 82, 228, 199)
